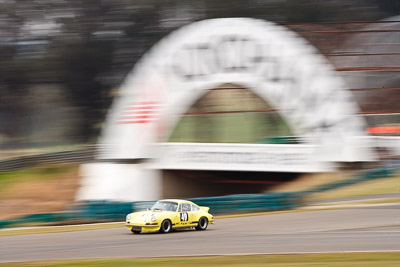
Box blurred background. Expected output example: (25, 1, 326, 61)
(0, 0, 400, 222)
(0, 0, 400, 153)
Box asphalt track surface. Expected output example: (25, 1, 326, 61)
(1, 204, 400, 263)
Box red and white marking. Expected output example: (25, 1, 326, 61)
(118, 101, 163, 124)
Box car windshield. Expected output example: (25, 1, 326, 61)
(150, 201, 178, 212)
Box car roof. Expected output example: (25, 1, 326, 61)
(159, 199, 195, 205)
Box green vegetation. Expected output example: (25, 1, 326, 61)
(309, 175, 400, 201)
(0, 145, 85, 160)
(2, 253, 400, 266)
(168, 113, 292, 143)
(168, 87, 292, 143)
(0, 163, 80, 223)
(0, 164, 76, 193)
(0, 164, 78, 194)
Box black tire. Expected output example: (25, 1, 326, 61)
(159, 219, 172, 233)
(196, 217, 208, 230)
(131, 229, 141, 234)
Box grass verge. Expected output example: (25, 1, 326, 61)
(1, 252, 400, 266)
(309, 175, 400, 202)
(0, 222, 125, 237)
(0, 163, 78, 195)
(311, 197, 400, 206)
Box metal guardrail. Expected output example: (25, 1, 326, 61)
(0, 149, 96, 172)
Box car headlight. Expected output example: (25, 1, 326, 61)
(151, 214, 156, 222)
(126, 214, 132, 221)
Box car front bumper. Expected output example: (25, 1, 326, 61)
(126, 222, 160, 232)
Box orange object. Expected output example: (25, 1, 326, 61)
(367, 125, 400, 135)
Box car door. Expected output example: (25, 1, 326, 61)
(170, 205, 181, 228)
(178, 203, 192, 227)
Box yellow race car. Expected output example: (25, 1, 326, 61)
(125, 199, 214, 234)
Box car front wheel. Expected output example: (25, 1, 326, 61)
(159, 219, 172, 233)
(196, 217, 208, 230)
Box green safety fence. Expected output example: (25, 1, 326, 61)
(0, 212, 73, 229)
(259, 136, 299, 144)
(0, 167, 397, 229)
(71, 201, 134, 221)
(187, 192, 303, 215)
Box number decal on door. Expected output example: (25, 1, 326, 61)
(180, 212, 188, 221)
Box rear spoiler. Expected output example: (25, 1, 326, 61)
(200, 206, 210, 212)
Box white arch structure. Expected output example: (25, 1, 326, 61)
(77, 18, 374, 202)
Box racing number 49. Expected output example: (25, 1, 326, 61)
(180, 212, 188, 221)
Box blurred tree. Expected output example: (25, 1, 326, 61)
(0, 58, 31, 147)
(57, 40, 114, 141)
(377, 0, 400, 16)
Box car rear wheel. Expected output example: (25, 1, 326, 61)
(159, 219, 172, 233)
(196, 217, 208, 230)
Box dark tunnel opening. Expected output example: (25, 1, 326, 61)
(162, 170, 301, 199)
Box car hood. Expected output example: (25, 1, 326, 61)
(128, 210, 169, 224)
